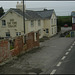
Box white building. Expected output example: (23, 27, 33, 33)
(0, 1, 57, 38)
(0, 1, 44, 39)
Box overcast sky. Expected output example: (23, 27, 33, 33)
(0, 1, 75, 16)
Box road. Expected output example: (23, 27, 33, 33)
(53, 41, 75, 74)
(0, 27, 75, 74)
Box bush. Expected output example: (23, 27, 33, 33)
(66, 34, 70, 37)
(10, 45, 14, 50)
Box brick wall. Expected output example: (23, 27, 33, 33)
(11, 36, 24, 56)
(0, 31, 39, 63)
(26, 32, 34, 50)
(26, 31, 39, 50)
(0, 40, 11, 63)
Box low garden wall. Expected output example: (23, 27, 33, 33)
(0, 31, 39, 63)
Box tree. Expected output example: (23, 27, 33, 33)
(0, 7, 4, 17)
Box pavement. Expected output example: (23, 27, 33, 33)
(0, 27, 75, 74)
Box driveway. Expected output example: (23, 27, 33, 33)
(0, 27, 75, 74)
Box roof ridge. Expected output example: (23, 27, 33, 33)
(35, 9, 54, 12)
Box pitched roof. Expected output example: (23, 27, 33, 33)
(0, 8, 55, 20)
(36, 9, 55, 19)
(10, 8, 42, 20)
(71, 11, 75, 16)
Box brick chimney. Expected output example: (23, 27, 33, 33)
(16, 1, 26, 12)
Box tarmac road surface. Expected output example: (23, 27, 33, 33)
(0, 27, 75, 74)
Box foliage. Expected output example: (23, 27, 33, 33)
(10, 45, 14, 50)
(0, 7, 4, 17)
(66, 34, 70, 37)
(57, 16, 72, 27)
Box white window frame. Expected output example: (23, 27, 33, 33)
(16, 32, 21, 36)
(6, 32, 10, 37)
(46, 29, 49, 33)
(52, 28, 53, 34)
(2, 20, 6, 26)
(54, 19, 56, 25)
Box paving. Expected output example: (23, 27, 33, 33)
(0, 27, 75, 74)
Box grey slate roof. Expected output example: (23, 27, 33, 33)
(10, 8, 42, 20)
(0, 8, 55, 20)
(71, 11, 75, 17)
(36, 9, 55, 19)
(11, 8, 55, 20)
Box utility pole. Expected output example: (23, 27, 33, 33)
(23, 0, 25, 34)
(23, 0, 26, 44)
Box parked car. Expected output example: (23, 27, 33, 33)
(64, 24, 68, 27)
(60, 33, 65, 37)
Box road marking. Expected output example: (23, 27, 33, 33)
(72, 43, 74, 46)
(65, 52, 69, 55)
(50, 69, 56, 74)
(61, 56, 66, 60)
(68, 48, 71, 51)
(70, 46, 73, 48)
(57, 62, 62, 67)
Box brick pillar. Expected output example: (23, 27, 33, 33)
(0, 40, 11, 63)
(14, 36, 23, 56)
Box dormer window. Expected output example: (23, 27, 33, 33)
(2, 20, 6, 26)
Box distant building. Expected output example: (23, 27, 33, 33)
(71, 11, 75, 30)
(0, 1, 57, 38)
(36, 9, 57, 37)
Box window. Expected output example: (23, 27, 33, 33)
(6, 32, 10, 37)
(38, 20, 41, 26)
(16, 32, 18, 36)
(31, 20, 34, 27)
(2, 20, 6, 26)
(51, 19, 53, 25)
(52, 28, 53, 34)
(16, 32, 21, 36)
(54, 19, 56, 25)
(46, 29, 49, 33)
